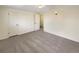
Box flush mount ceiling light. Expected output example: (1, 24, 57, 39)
(54, 11, 58, 15)
(37, 5, 45, 8)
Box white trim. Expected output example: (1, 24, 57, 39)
(0, 35, 9, 40)
(44, 30, 79, 43)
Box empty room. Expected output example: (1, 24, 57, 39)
(0, 5, 79, 53)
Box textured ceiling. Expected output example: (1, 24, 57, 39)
(5, 5, 55, 13)
(2, 5, 79, 13)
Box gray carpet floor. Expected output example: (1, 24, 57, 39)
(0, 30, 79, 53)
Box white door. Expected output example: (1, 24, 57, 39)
(8, 12, 19, 36)
(8, 11, 35, 36)
(18, 13, 34, 35)
(34, 14, 40, 31)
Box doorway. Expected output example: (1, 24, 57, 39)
(8, 11, 19, 37)
(8, 10, 40, 37)
(40, 14, 44, 30)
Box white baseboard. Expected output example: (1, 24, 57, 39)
(0, 35, 9, 40)
(44, 30, 79, 43)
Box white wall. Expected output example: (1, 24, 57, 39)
(0, 6, 40, 40)
(8, 9, 35, 35)
(0, 7, 9, 40)
(34, 14, 40, 31)
(43, 6, 79, 42)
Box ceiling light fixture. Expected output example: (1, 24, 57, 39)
(38, 5, 45, 8)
